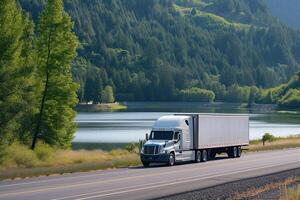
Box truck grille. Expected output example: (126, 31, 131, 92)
(144, 145, 160, 155)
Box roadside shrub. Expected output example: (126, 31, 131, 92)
(34, 143, 54, 162)
(0, 143, 8, 165)
(109, 149, 130, 157)
(6, 142, 39, 168)
(262, 133, 275, 146)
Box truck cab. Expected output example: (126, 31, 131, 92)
(140, 115, 195, 167)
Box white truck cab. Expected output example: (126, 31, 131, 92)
(140, 114, 249, 167)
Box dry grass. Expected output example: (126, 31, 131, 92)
(232, 177, 297, 200)
(280, 178, 300, 200)
(1, 136, 300, 180)
(249, 136, 300, 152)
(0, 143, 140, 180)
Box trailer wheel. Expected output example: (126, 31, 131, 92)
(233, 147, 237, 158)
(201, 150, 207, 162)
(237, 146, 242, 157)
(168, 153, 175, 166)
(142, 162, 150, 167)
(228, 147, 237, 158)
(195, 150, 201, 163)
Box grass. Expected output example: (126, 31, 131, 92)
(281, 182, 300, 200)
(248, 136, 300, 152)
(0, 142, 140, 180)
(1, 136, 300, 180)
(232, 177, 299, 200)
(173, 3, 251, 30)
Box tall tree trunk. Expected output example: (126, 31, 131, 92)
(31, 31, 52, 150)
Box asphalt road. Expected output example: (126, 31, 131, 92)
(1, 148, 300, 200)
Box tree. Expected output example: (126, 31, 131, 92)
(0, 0, 35, 162)
(247, 86, 258, 108)
(31, 0, 79, 150)
(101, 86, 115, 103)
(262, 133, 275, 146)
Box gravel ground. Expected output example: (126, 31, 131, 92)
(157, 168, 300, 200)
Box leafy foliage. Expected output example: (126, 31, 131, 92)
(33, 0, 79, 149)
(262, 133, 275, 146)
(0, 0, 79, 161)
(0, 0, 35, 163)
(278, 89, 300, 108)
(19, 0, 300, 103)
(178, 87, 215, 102)
(101, 86, 115, 103)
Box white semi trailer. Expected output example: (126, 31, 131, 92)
(140, 114, 249, 167)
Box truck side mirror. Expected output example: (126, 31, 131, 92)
(145, 133, 149, 141)
(174, 134, 180, 143)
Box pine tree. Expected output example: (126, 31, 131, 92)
(32, 0, 79, 149)
(0, 1, 35, 162)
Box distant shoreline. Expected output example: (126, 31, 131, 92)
(75, 102, 127, 112)
(76, 101, 300, 113)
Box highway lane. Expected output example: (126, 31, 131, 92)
(0, 148, 300, 200)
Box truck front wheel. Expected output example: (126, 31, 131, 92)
(168, 153, 175, 166)
(142, 162, 150, 167)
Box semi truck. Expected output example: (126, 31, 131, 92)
(140, 114, 249, 167)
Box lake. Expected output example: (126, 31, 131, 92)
(74, 102, 300, 144)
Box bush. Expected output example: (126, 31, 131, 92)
(178, 87, 215, 102)
(6, 142, 39, 168)
(34, 143, 54, 162)
(262, 133, 275, 146)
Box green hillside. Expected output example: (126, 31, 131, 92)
(19, 0, 300, 102)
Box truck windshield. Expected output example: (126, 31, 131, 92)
(150, 131, 174, 140)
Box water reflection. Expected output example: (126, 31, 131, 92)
(74, 102, 300, 143)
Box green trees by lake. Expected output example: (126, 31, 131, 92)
(178, 88, 215, 102)
(101, 86, 115, 103)
(32, 0, 79, 149)
(0, 0, 36, 163)
(0, 0, 79, 162)
(19, 0, 300, 104)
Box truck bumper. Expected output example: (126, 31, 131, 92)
(140, 154, 169, 163)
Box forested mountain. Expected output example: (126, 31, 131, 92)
(266, 0, 300, 30)
(19, 0, 300, 102)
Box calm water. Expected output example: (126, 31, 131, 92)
(74, 102, 300, 143)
